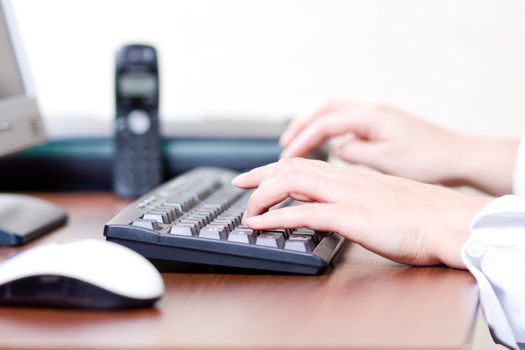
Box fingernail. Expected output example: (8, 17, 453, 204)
(231, 173, 247, 185)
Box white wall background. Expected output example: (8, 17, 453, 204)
(10, 0, 525, 137)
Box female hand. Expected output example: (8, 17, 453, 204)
(280, 99, 518, 196)
(233, 157, 492, 269)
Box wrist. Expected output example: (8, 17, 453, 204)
(449, 135, 518, 195)
(433, 193, 493, 269)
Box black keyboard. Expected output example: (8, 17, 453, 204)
(104, 167, 345, 275)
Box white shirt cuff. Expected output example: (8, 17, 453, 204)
(462, 195, 525, 349)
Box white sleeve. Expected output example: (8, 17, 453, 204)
(461, 195, 525, 350)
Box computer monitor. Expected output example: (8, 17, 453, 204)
(0, 0, 46, 157)
(0, 0, 66, 247)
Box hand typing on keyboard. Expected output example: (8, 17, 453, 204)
(105, 167, 345, 274)
(278, 99, 517, 197)
(272, 100, 525, 349)
(232, 157, 491, 269)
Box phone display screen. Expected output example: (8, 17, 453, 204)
(119, 73, 157, 97)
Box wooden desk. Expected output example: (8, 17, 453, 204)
(0, 193, 479, 350)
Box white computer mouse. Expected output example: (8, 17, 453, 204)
(0, 239, 164, 309)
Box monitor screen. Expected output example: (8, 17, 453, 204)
(0, 4, 24, 99)
(0, 0, 46, 157)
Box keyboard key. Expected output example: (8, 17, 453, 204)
(199, 225, 227, 240)
(132, 219, 163, 231)
(157, 208, 177, 223)
(210, 219, 235, 231)
(200, 203, 222, 215)
(156, 206, 179, 221)
(217, 215, 241, 226)
(169, 224, 196, 236)
(228, 228, 255, 244)
(181, 193, 199, 207)
(256, 231, 285, 248)
(293, 228, 315, 235)
(179, 219, 204, 230)
(184, 215, 208, 227)
(292, 228, 318, 243)
(143, 212, 169, 224)
(165, 199, 190, 212)
(163, 202, 184, 215)
(210, 222, 232, 234)
(285, 234, 315, 252)
(189, 211, 214, 222)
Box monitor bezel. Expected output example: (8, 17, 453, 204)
(0, 0, 46, 158)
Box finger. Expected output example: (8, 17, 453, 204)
(330, 133, 356, 150)
(281, 112, 350, 158)
(331, 137, 386, 169)
(281, 107, 375, 158)
(244, 170, 340, 218)
(245, 203, 343, 233)
(279, 99, 356, 148)
(232, 156, 334, 188)
(231, 163, 277, 188)
(280, 107, 333, 148)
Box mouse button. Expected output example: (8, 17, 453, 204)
(39, 240, 163, 299)
(1, 242, 62, 267)
(0, 246, 65, 278)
